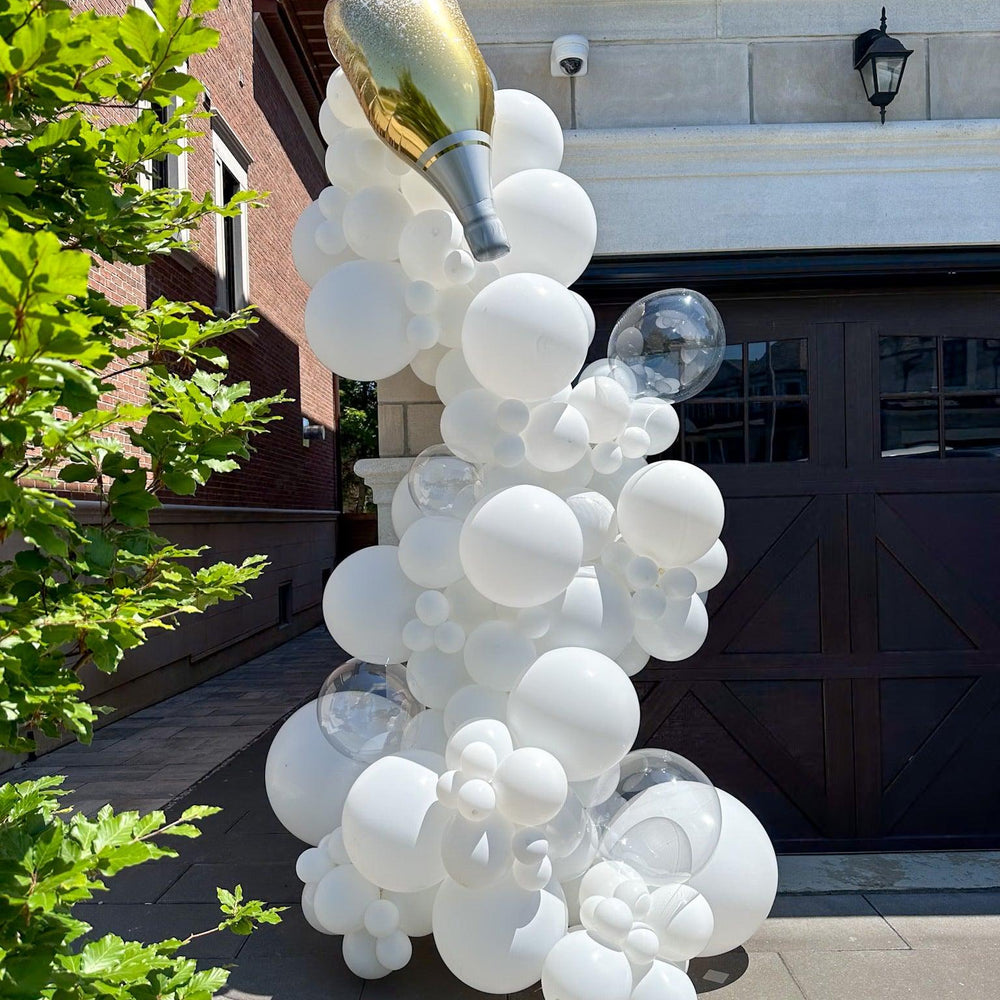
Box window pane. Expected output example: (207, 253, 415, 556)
(747, 340, 808, 398)
(880, 336, 937, 393)
(749, 401, 809, 462)
(881, 399, 939, 457)
(682, 402, 744, 464)
(701, 344, 743, 397)
(944, 395, 1000, 457)
(943, 338, 1000, 391)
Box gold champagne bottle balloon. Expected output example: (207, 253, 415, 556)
(323, 0, 509, 262)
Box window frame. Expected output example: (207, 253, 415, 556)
(212, 128, 250, 315)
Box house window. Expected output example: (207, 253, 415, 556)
(880, 335, 1000, 458)
(666, 339, 810, 464)
(212, 127, 250, 314)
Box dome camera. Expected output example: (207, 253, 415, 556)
(551, 35, 589, 77)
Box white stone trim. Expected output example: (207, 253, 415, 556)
(252, 13, 326, 166)
(561, 119, 1000, 255)
(355, 458, 413, 544)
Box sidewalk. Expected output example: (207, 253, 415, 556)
(6, 628, 1000, 999)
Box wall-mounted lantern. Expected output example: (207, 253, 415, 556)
(854, 7, 913, 124)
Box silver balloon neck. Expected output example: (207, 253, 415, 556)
(420, 133, 510, 263)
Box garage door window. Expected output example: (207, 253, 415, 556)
(670, 340, 809, 464)
(880, 336, 1000, 458)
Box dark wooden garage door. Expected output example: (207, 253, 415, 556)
(591, 284, 1000, 851)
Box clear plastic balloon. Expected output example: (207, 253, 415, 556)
(607, 288, 726, 404)
(407, 445, 481, 518)
(317, 658, 420, 763)
(595, 749, 723, 886)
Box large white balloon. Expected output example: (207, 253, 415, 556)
(326, 67, 367, 128)
(432, 875, 568, 993)
(441, 812, 515, 889)
(538, 566, 634, 659)
(541, 929, 633, 1000)
(305, 260, 415, 381)
(493, 747, 569, 827)
(398, 516, 464, 589)
(508, 647, 640, 781)
(323, 546, 421, 664)
(440, 387, 501, 463)
(492, 89, 565, 183)
(460, 485, 583, 608)
(264, 701, 365, 846)
(523, 401, 591, 472)
(632, 596, 709, 663)
(686, 789, 778, 957)
(342, 186, 413, 261)
(341, 756, 449, 892)
(495, 169, 598, 286)
(630, 960, 697, 1000)
(462, 274, 590, 402)
(617, 462, 725, 568)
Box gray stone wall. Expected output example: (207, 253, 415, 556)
(466, 0, 999, 129)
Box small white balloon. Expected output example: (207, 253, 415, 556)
(627, 556, 660, 591)
(460, 741, 499, 781)
(497, 397, 531, 434)
(493, 747, 569, 827)
(523, 401, 591, 472)
(513, 855, 554, 892)
(566, 492, 617, 563)
(494, 433, 527, 467)
(318, 101, 345, 145)
(406, 648, 468, 710)
(446, 718, 514, 770)
(579, 860, 644, 904)
(342, 929, 391, 980)
(326, 827, 351, 866)
(633, 596, 709, 662)
(402, 618, 435, 652)
(400, 167, 450, 213)
(443, 248, 476, 285)
(398, 516, 464, 590)
(406, 279, 438, 314)
(685, 540, 728, 593)
(342, 186, 413, 261)
(570, 377, 632, 444)
(435, 620, 466, 654)
(326, 67, 367, 128)
(620, 426, 652, 459)
(660, 568, 698, 601)
(491, 89, 564, 183)
(440, 387, 501, 463)
(444, 577, 497, 630)
(315, 217, 348, 256)
(295, 847, 332, 885)
(383, 884, 438, 937)
(398, 209, 463, 286)
(364, 899, 401, 939)
(457, 777, 497, 821)
(592, 441, 624, 475)
(631, 960, 697, 1000)
(632, 588, 668, 623)
(375, 929, 413, 971)
(292, 201, 351, 287)
(406, 314, 440, 350)
(646, 884, 715, 963)
(541, 929, 633, 1000)
(313, 865, 378, 934)
(415, 590, 450, 627)
(629, 398, 680, 454)
(434, 284, 475, 349)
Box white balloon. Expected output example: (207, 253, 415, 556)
(462, 274, 590, 402)
(590, 457, 647, 507)
(305, 260, 416, 381)
(566, 492, 617, 563)
(569, 377, 632, 444)
(318, 101, 346, 145)
(401, 708, 448, 756)
(325, 130, 381, 192)
(398, 516, 464, 589)
(459, 485, 583, 608)
(495, 169, 598, 286)
(410, 342, 448, 385)
(291, 201, 351, 287)
(572, 765, 621, 809)
(383, 884, 438, 937)
(400, 167, 451, 213)
(264, 702, 365, 845)
(660, 568, 698, 601)
(326, 827, 351, 866)
(441, 812, 514, 888)
(342, 186, 413, 261)
(443, 684, 509, 734)
(523, 401, 591, 472)
(375, 930, 412, 971)
(433, 285, 475, 349)
(574, 291, 597, 347)
(616, 640, 651, 677)
(646, 885, 715, 963)
(342, 929, 391, 980)
(313, 864, 378, 934)
(435, 349, 481, 405)
(326, 67, 367, 128)
(617, 462, 725, 568)
(405, 648, 468, 710)
(493, 747, 569, 827)
(398, 209, 463, 286)
(629, 399, 680, 454)
(632, 596, 709, 662)
(685, 540, 728, 593)
(444, 578, 497, 629)
(538, 566, 634, 659)
(686, 789, 777, 957)
(391, 475, 422, 539)
(508, 647, 640, 781)
(301, 883, 334, 935)
(323, 546, 421, 664)
(341, 756, 449, 892)
(541, 929, 633, 1000)
(630, 960, 697, 1000)
(491, 89, 564, 183)
(440, 387, 501, 463)
(579, 860, 643, 905)
(464, 620, 536, 691)
(415, 589, 450, 627)
(432, 875, 568, 994)
(295, 847, 333, 884)
(446, 718, 515, 770)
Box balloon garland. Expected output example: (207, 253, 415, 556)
(268, 2, 778, 995)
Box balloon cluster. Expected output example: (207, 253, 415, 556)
(268, 65, 777, 998)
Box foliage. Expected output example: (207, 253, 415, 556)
(339, 379, 378, 513)
(0, 0, 287, 754)
(0, 776, 284, 1000)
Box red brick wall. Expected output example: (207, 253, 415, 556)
(84, 0, 337, 512)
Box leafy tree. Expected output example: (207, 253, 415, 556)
(339, 379, 378, 513)
(0, 1, 288, 995)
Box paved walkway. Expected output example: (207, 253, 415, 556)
(6, 628, 1000, 999)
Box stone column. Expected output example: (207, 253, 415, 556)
(355, 457, 414, 544)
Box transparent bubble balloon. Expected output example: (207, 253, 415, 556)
(317, 658, 420, 763)
(407, 445, 481, 519)
(594, 749, 723, 885)
(607, 289, 725, 404)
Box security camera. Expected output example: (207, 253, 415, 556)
(551, 35, 589, 77)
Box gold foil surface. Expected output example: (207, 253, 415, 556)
(323, 0, 495, 166)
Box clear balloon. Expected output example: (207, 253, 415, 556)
(407, 445, 481, 518)
(595, 750, 723, 885)
(607, 288, 726, 404)
(316, 659, 419, 763)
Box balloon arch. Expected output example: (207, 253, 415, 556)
(267, 2, 778, 996)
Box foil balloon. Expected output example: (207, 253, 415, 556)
(323, 0, 509, 261)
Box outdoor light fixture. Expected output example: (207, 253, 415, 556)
(853, 7, 912, 123)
